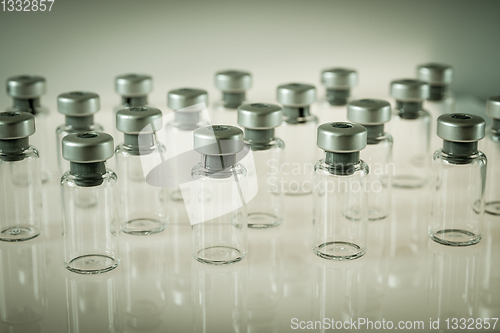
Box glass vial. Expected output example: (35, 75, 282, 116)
(237, 103, 285, 228)
(319, 67, 358, 123)
(115, 106, 168, 235)
(191, 125, 248, 265)
(429, 113, 486, 246)
(484, 96, 500, 215)
(347, 99, 393, 220)
(389, 79, 431, 188)
(6, 75, 52, 183)
(212, 70, 252, 125)
(164, 88, 209, 202)
(56, 91, 104, 176)
(276, 83, 318, 195)
(312, 122, 369, 260)
(0, 112, 42, 241)
(61, 132, 119, 273)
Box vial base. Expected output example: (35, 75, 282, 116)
(248, 213, 282, 229)
(0, 225, 40, 242)
(485, 201, 500, 216)
(392, 175, 426, 189)
(41, 170, 52, 184)
(313, 241, 366, 261)
(121, 218, 166, 236)
(430, 229, 482, 247)
(169, 188, 185, 203)
(368, 206, 390, 221)
(194, 246, 246, 265)
(65, 254, 119, 274)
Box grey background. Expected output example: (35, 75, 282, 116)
(0, 0, 499, 108)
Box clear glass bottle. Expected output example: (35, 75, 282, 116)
(319, 67, 358, 123)
(388, 79, 431, 188)
(164, 88, 210, 202)
(61, 132, 119, 273)
(417, 63, 455, 153)
(212, 69, 252, 126)
(238, 103, 285, 228)
(190, 125, 248, 265)
(312, 122, 369, 260)
(0, 112, 42, 241)
(483, 96, 500, 215)
(56, 91, 104, 176)
(429, 113, 486, 246)
(115, 106, 168, 235)
(6, 75, 52, 183)
(276, 83, 319, 195)
(348, 99, 393, 220)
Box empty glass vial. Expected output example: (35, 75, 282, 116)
(347, 99, 393, 220)
(312, 122, 369, 260)
(212, 70, 252, 125)
(389, 79, 431, 188)
(6, 75, 52, 183)
(484, 96, 500, 215)
(164, 88, 209, 202)
(429, 113, 486, 246)
(191, 125, 247, 265)
(115, 106, 168, 235)
(56, 92, 104, 175)
(320, 67, 358, 122)
(0, 112, 42, 242)
(61, 132, 119, 274)
(276, 83, 318, 195)
(238, 103, 285, 228)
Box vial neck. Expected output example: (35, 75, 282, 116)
(492, 119, 500, 131)
(124, 133, 155, 156)
(428, 84, 449, 101)
(13, 98, 40, 113)
(326, 88, 350, 106)
(69, 161, 106, 187)
(364, 124, 385, 140)
(396, 101, 423, 119)
(222, 92, 245, 109)
(121, 95, 148, 107)
(442, 140, 478, 159)
(201, 154, 236, 171)
(0, 138, 30, 162)
(325, 151, 360, 176)
(283, 106, 310, 120)
(244, 128, 275, 150)
(65, 115, 95, 130)
(174, 111, 200, 130)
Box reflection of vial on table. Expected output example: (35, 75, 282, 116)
(61, 132, 120, 274)
(429, 113, 486, 246)
(312, 122, 369, 260)
(483, 96, 500, 216)
(237, 103, 285, 229)
(388, 79, 431, 189)
(347, 99, 393, 220)
(212, 70, 252, 126)
(276, 83, 318, 195)
(115, 106, 168, 235)
(6, 75, 52, 183)
(319, 67, 358, 123)
(0, 112, 42, 242)
(56, 91, 104, 176)
(191, 125, 248, 265)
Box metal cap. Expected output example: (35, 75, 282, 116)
(57, 91, 100, 116)
(62, 132, 114, 163)
(237, 103, 282, 129)
(417, 63, 453, 85)
(390, 79, 430, 102)
(437, 113, 485, 142)
(168, 88, 208, 110)
(115, 74, 153, 97)
(276, 83, 316, 107)
(6, 75, 46, 99)
(347, 99, 391, 125)
(321, 68, 358, 89)
(116, 106, 163, 134)
(215, 70, 252, 92)
(486, 96, 500, 120)
(194, 125, 244, 156)
(0, 112, 35, 139)
(317, 122, 367, 153)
